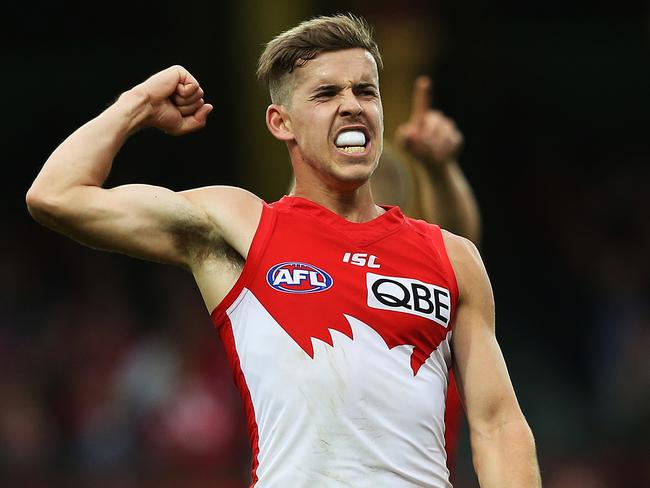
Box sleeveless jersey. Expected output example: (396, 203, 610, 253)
(211, 196, 459, 488)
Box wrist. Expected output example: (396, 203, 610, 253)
(424, 157, 458, 179)
(105, 89, 154, 135)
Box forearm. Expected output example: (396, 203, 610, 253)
(471, 418, 541, 487)
(27, 89, 151, 204)
(426, 161, 481, 244)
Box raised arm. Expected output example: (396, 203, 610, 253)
(26, 66, 261, 271)
(395, 76, 481, 245)
(444, 231, 541, 486)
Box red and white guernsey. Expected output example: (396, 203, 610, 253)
(211, 196, 459, 488)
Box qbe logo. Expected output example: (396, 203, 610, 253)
(266, 262, 333, 294)
(366, 272, 451, 327)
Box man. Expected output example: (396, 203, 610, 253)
(288, 75, 481, 474)
(27, 13, 540, 488)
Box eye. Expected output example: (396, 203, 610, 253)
(313, 90, 335, 99)
(358, 88, 377, 97)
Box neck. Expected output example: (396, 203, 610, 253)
(291, 180, 384, 223)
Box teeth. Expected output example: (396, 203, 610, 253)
(335, 130, 366, 147)
(339, 146, 365, 153)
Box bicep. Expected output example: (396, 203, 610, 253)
(50, 183, 214, 267)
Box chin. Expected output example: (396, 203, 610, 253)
(333, 149, 379, 169)
(328, 165, 374, 189)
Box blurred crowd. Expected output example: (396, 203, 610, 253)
(0, 226, 251, 487)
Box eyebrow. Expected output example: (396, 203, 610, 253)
(355, 82, 378, 91)
(311, 82, 378, 93)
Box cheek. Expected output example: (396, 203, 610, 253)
(371, 102, 384, 122)
(298, 113, 329, 146)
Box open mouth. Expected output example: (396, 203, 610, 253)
(334, 128, 370, 155)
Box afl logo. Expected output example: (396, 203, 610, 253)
(266, 262, 333, 294)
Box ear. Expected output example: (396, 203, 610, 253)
(266, 104, 294, 142)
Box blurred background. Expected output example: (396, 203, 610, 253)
(3, 0, 649, 486)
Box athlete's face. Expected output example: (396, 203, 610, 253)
(281, 48, 384, 188)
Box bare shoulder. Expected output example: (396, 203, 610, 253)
(180, 185, 264, 258)
(179, 186, 264, 312)
(440, 229, 491, 301)
(441, 229, 482, 273)
(181, 185, 262, 212)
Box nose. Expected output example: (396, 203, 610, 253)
(338, 90, 363, 118)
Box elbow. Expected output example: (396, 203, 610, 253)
(25, 186, 44, 220)
(25, 186, 64, 225)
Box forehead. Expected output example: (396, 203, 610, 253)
(293, 48, 379, 89)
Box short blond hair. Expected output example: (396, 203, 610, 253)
(257, 13, 383, 105)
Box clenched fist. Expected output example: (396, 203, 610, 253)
(395, 76, 463, 169)
(127, 65, 213, 136)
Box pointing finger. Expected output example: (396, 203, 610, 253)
(409, 75, 432, 124)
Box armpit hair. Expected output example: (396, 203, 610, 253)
(171, 214, 243, 269)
